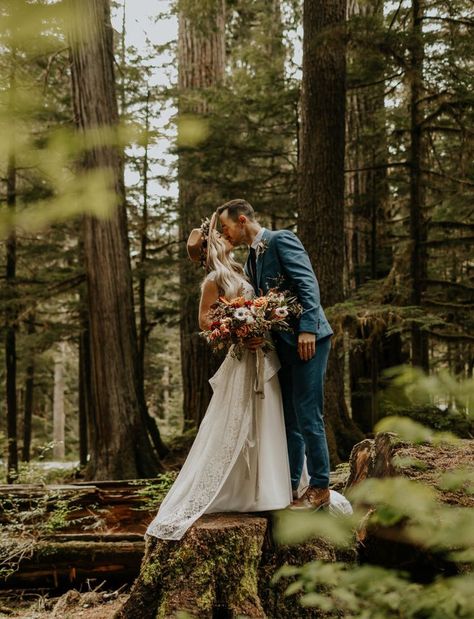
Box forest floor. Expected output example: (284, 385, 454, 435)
(0, 589, 130, 618)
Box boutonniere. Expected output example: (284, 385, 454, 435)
(255, 238, 269, 258)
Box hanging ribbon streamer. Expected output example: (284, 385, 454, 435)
(254, 347, 265, 399)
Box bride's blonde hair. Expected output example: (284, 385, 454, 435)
(205, 229, 247, 299)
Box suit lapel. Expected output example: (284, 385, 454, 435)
(256, 229, 271, 290)
(244, 253, 251, 281)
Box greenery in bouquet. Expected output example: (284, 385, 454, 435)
(201, 289, 302, 359)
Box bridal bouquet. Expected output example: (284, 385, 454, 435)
(201, 289, 302, 359)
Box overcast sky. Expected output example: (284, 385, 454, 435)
(111, 1, 179, 200)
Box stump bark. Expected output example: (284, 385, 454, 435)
(114, 513, 354, 619)
(345, 433, 474, 581)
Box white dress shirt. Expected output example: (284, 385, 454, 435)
(250, 227, 266, 250)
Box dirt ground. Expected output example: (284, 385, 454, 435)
(0, 589, 130, 619)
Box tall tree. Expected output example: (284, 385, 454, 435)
(4, 30, 18, 482)
(68, 0, 161, 479)
(21, 308, 36, 462)
(52, 342, 66, 460)
(298, 0, 364, 462)
(408, 0, 429, 370)
(5, 144, 18, 482)
(178, 0, 226, 429)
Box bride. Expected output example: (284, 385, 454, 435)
(145, 213, 295, 541)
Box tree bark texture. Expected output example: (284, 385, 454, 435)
(409, 0, 429, 370)
(5, 151, 18, 483)
(68, 0, 161, 479)
(114, 513, 355, 619)
(52, 342, 66, 460)
(21, 309, 36, 463)
(178, 0, 227, 429)
(298, 0, 364, 463)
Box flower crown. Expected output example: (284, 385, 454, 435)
(199, 217, 211, 267)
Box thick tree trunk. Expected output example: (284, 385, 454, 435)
(298, 0, 364, 463)
(178, 1, 226, 429)
(409, 0, 429, 371)
(68, 0, 161, 479)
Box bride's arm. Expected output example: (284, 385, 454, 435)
(199, 279, 220, 330)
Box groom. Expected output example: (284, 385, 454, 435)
(217, 199, 334, 510)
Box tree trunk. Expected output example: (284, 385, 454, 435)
(22, 310, 36, 463)
(138, 89, 150, 387)
(298, 0, 364, 463)
(78, 277, 91, 468)
(409, 0, 429, 371)
(178, 0, 227, 429)
(68, 0, 161, 479)
(52, 342, 66, 460)
(5, 151, 18, 483)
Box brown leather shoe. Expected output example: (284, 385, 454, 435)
(288, 486, 330, 511)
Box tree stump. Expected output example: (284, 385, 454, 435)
(114, 513, 355, 619)
(345, 433, 474, 581)
(344, 431, 397, 490)
(115, 514, 267, 619)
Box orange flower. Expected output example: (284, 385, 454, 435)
(253, 297, 268, 309)
(230, 296, 246, 308)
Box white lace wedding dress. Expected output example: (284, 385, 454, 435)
(145, 274, 293, 541)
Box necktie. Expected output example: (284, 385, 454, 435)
(249, 246, 257, 286)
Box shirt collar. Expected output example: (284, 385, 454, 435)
(251, 227, 266, 250)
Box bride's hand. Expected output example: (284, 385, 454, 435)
(244, 337, 265, 352)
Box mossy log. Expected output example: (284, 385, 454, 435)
(0, 534, 145, 590)
(114, 513, 355, 619)
(0, 480, 156, 533)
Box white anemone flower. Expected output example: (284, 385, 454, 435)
(234, 307, 249, 321)
(274, 306, 288, 318)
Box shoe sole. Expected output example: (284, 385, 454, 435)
(287, 500, 330, 512)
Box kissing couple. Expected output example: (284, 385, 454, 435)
(146, 198, 335, 540)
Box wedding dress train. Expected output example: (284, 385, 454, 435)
(145, 346, 293, 541)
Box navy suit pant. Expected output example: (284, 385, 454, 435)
(276, 335, 332, 489)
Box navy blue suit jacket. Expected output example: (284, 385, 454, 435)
(244, 229, 333, 347)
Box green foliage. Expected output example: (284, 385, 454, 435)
(133, 472, 179, 511)
(378, 366, 474, 438)
(274, 561, 474, 618)
(274, 369, 474, 618)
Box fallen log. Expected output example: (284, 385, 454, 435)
(0, 480, 156, 534)
(0, 534, 145, 590)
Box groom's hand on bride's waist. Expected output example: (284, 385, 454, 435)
(298, 332, 316, 361)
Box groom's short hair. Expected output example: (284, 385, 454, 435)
(217, 199, 255, 221)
